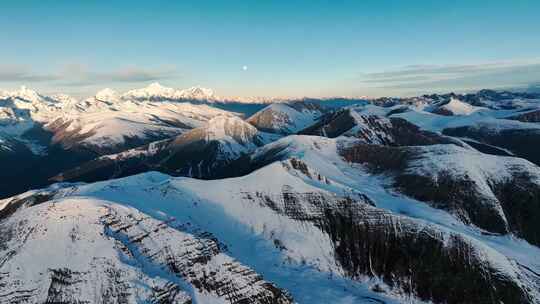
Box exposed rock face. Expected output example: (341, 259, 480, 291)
(53, 116, 266, 183)
(340, 143, 540, 246)
(3, 86, 540, 304)
(44, 113, 192, 156)
(443, 124, 540, 166)
(491, 172, 540, 247)
(373, 89, 540, 110)
(164, 115, 263, 167)
(299, 109, 357, 138)
(102, 207, 293, 304)
(300, 108, 462, 147)
(241, 186, 537, 304)
(507, 109, 540, 123)
(431, 106, 455, 116)
(0, 200, 191, 304)
(0, 198, 292, 304)
(50, 139, 172, 183)
(4, 158, 540, 304)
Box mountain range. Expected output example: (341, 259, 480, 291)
(1, 84, 540, 304)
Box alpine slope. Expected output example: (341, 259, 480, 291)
(1, 85, 540, 303)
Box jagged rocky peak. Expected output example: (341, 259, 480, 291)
(1, 85, 44, 103)
(7, 166, 540, 304)
(13, 85, 41, 99)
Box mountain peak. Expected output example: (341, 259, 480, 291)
(122, 83, 176, 100)
(50, 93, 78, 104)
(10, 85, 42, 102)
(180, 86, 215, 99)
(147, 82, 166, 90)
(145, 82, 173, 93)
(95, 88, 119, 101)
(205, 115, 258, 145)
(120, 83, 216, 101)
(439, 97, 483, 115)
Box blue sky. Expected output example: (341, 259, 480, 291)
(1, 0, 539, 98)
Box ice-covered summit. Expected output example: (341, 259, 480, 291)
(120, 82, 215, 101)
(4, 85, 44, 103)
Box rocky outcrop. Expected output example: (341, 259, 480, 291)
(242, 187, 537, 303)
(0, 200, 192, 304)
(0, 198, 292, 304)
(507, 109, 540, 123)
(299, 109, 357, 138)
(443, 124, 540, 166)
(340, 143, 540, 246)
(301, 108, 463, 147)
(102, 208, 293, 304)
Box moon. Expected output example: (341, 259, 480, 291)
(242, 65, 248, 71)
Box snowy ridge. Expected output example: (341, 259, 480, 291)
(44, 98, 238, 153)
(1, 86, 540, 303)
(0, 85, 237, 149)
(0, 196, 292, 304)
(345, 109, 394, 143)
(0, 198, 192, 304)
(247, 102, 325, 134)
(434, 97, 487, 115)
(406, 144, 540, 195)
(3, 150, 540, 302)
(94, 88, 120, 102)
(122, 82, 216, 101)
(203, 115, 259, 145)
(50, 116, 275, 183)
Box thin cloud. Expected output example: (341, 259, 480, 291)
(359, 60, 540, 92)
(59, 64, 178, 86)
(365, 62, 514, 79)
(0, 64, 178, 86)
(0, 65, 61, 82)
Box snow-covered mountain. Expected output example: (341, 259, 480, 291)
(0, 193, 293, 304)
(247, 101, 327, 134)
(122, 82, 216, 101)
(1, 86, 540, 303)
(0, 85, 241, 198)
(3, 135, 540, 303)
(429, 97, 487, 116)
(299, 105, 464, 147)
(52, 115, 280, 183)
(373, 89, 540, 110)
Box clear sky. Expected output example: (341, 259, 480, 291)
(1, 0, 539, 98)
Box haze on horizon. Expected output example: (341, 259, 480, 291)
(1, 0, 540, 99)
